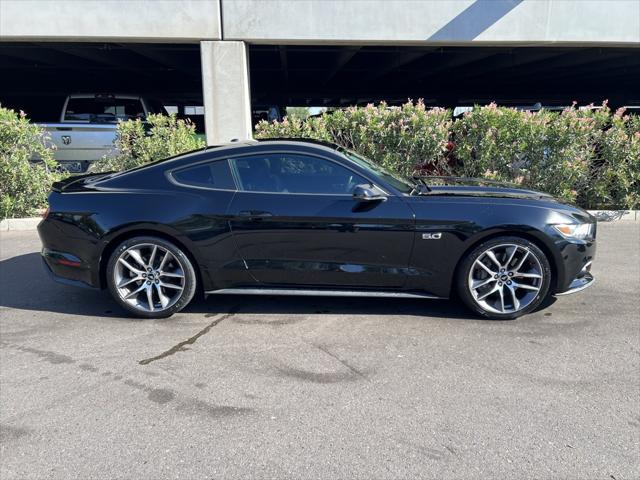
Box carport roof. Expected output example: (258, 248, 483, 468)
(1, 42, 639, 113)
(250, 45, 640, 107)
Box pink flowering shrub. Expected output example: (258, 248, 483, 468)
(256, 100, 453, 177)
(452, 103, 595, 204)
(257, 100, 639, 209)
(453, 102, 639, 208)
(0, 106, 61, 218)
(586, 107, 640, 209)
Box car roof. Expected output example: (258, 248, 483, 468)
(202, 138, 342, 154)
(100, 137, 411, 196)
(107, 139, 348, 181)
(194, 138, 344, 159)
(256, 138, 342, 151)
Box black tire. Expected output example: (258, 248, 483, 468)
(456, 236, 552, 320)
(106, 236, 197, 319)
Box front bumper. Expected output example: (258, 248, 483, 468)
(556, 261, 594, 295)
(551, 224, 596, 294)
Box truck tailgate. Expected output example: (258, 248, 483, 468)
(41, 123, 118, 162)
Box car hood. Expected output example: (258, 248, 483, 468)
(411, 183, 594, 224)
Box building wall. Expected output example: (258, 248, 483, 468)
(1, 0, 639, 45)
(222, 0, 640, 45)
(0, 0, 220, 41)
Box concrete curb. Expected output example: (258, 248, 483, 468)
(1, 210, 638, 232)
(587, 210, 638, 222)
(0, 217, 42, 232)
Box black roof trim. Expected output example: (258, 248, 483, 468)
(256, 137, 342, 151)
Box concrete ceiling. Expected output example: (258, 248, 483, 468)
(1, 42, 638, 121)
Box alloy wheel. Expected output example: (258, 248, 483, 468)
(113, 243, 186, 313)
(467, 243, 544, 315)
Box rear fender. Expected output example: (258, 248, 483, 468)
(98, 223, 206, 290)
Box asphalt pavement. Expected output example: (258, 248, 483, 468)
(0, 223, 638, 479)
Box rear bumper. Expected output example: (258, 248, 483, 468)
(41, 249, 97, 289)
(41, 256, 97, 289)
(38, 217, 102, 289)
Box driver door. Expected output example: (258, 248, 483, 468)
(227, 152, 415, 288)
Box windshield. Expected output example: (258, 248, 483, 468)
(341, 149, 415, 194)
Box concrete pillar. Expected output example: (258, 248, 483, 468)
(200, 41, 252, 145)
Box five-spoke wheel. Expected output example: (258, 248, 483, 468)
(457, 237, 551, 319)
(106, 237, 197, 318)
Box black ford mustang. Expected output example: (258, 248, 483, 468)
(38, 139, 596, 319)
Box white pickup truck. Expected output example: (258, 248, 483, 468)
(37, 94, 165, 172)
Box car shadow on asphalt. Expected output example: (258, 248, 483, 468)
(0, 252, 483, 321)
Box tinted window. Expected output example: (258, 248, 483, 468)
(231, 154, 368, 194)
(342, 150, 414, 194)
(171, 160, 235, 190)
(64, 97, 145, 123)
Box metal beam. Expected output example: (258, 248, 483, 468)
(322, 46, 360, 85)
(0, 45, 90, 68)
(411, 49, 497, 82)
(43, 43, 157, 78)
(459, 49, 570, 81)
(279, 45, 289, 86)
(369, 49, 434, 81)
(500, 48, 630, 81)
(123, 44, 200, 80)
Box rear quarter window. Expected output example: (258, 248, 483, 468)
(170, 160, 236, 190)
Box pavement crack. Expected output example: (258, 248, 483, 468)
(138, 308, 239, 365)
(313, 343, 370, 382)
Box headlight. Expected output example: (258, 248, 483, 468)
(552, 223, 594, 240)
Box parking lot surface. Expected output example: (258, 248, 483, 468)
(1, 223, 639, 479)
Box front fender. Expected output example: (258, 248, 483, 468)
(405, 197, 570, 297)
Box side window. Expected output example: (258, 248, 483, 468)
(171, 160, 236, 190)
(230, 154, 368, 194)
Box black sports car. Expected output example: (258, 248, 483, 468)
(38, 139, 596, 319)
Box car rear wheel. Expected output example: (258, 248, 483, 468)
(456, 236, 552, 320)
(106, 236, 197, 318)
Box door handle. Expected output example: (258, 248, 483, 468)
(238, 210, 273, 219)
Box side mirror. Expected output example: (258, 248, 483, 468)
(352, 184, 387, 202)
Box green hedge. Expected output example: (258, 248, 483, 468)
(1, 103, 638, 219)
(256, 101, 640, 209)
(91, 114, 205, 173)
(0, 106, 61, 219)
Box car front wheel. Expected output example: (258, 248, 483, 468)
(456, 236, 552, 319)
(106, 236, 197, 318)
